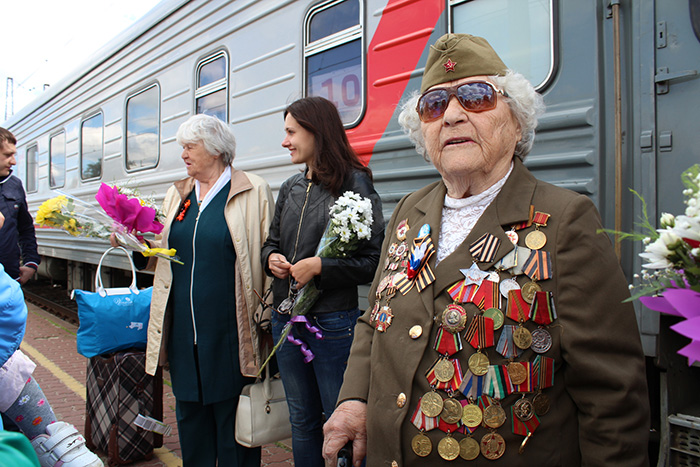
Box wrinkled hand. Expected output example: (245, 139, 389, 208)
(18, 266, 35, 285)
(323, 400, 367, 467)
(268, 253, 291, 279)
(290, 257, 322, 288)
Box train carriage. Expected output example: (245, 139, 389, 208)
(5, 0, 700, 463)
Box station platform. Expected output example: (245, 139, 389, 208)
(20, 301, 294, 466)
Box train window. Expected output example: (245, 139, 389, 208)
(80, 112, 104, 180)
(125, 85, 160, 171)
(451, 0, 553, 89)
(25, 145, 38, 193)
(49, 132, 66, 188)
(304, 0, 363, 126)
(195, 52, 228, 121)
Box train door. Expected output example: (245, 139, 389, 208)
(653, 0, 700, 213)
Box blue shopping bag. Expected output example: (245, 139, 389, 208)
(73, 247, 151, 358)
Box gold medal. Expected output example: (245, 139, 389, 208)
(513, 397, 535, 422)
(513, 325, 533, 350)
(420, 391, 443, 418)
(461, 403, 483, 428)
(411, 432, 432, 457)
(531, 327, 552, 353)
(525, 229, 547, 249)
(434, 358, 455, 383)
(437, 435, 460, 461)
(521, 281, 541, 304)
(468, 351, 489, 376)
(483, 307, 504, 330)
(459, 437, 480, 460)
(480, 432, 506, 460)
(441, 304, 467, 333)
(533, 392, 551, 416)
(440, 398, 463, 425)
(507, 361, 527, 385)
(483, 402, 507, 429)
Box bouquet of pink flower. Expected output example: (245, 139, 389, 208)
(95, 183, 164, 237)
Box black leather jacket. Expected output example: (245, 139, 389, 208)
(261, 169, 384, 314)
(0, 173, 40, 280)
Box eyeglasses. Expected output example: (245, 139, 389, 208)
(416, 81, 507, 122)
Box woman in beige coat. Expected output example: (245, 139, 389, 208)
(115, 114, 273, 466)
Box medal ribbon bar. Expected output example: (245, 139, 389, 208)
(531, 290, 557, 325)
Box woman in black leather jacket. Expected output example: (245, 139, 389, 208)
(261, 96, 383, 467)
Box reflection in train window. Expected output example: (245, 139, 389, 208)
(196, 52, 228, 121)
(125, 85, 160, 171)
(49, 132, 66, 188)
(305, 0, 363, 126)
(81, 112, 104, 180)
(451, 0, 553, 89)
(26, 145, 38, 193)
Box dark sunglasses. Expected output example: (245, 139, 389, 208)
(416, 81, 507, 122)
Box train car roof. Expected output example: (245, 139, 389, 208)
(4, 0, 188, 128)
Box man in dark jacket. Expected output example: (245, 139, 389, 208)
(0, 128, 39, 284)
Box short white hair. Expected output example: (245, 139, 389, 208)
(176, 114, 236, 165)
(398, 70, 545, 161)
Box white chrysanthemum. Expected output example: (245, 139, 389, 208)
(639, 236, 673, 269)
(660, 212, 675, 228)
(338, 226, 352, 243)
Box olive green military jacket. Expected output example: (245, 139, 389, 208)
(339, 158, 649, 466)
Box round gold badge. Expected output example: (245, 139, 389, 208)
(420, 391, 443, 418)
(411, 432, 432, 457)
(468, 352, 489, 376)
(483, 403, 507, 429)
(513, 325, 533, 350)
(525, 229, 547, 250)
(480, 432, 506, 460)
(440, 398, 463, 425)
(461, 403, 483, 428)
(437, 436, 460, 461)
(521, 281, 541, 304)
(459, 437, 480, 460)
(507, 362, 527, 385)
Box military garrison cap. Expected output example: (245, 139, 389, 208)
(421, 34, 508, 93)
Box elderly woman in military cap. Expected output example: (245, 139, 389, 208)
(323, 34, 649, 466)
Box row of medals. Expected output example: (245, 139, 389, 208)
(375, 220, 552, 461)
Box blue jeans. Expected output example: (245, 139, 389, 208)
(272, 308, 361, 467)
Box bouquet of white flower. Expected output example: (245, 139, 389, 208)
(258, 191, 374, 375)
(601, 164, 700, 363)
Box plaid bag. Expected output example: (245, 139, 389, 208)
(85, 350, 163, 465)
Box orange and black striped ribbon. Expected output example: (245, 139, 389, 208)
(522, 250, 552, 281)
(469, 232, 501, 263)
(464, 315, 494, 349)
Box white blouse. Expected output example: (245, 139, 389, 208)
(436, 163, 513, 265)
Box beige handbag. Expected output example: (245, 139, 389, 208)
(235, 365, 292, 448)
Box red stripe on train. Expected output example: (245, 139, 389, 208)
(348, 0, 445, 165)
